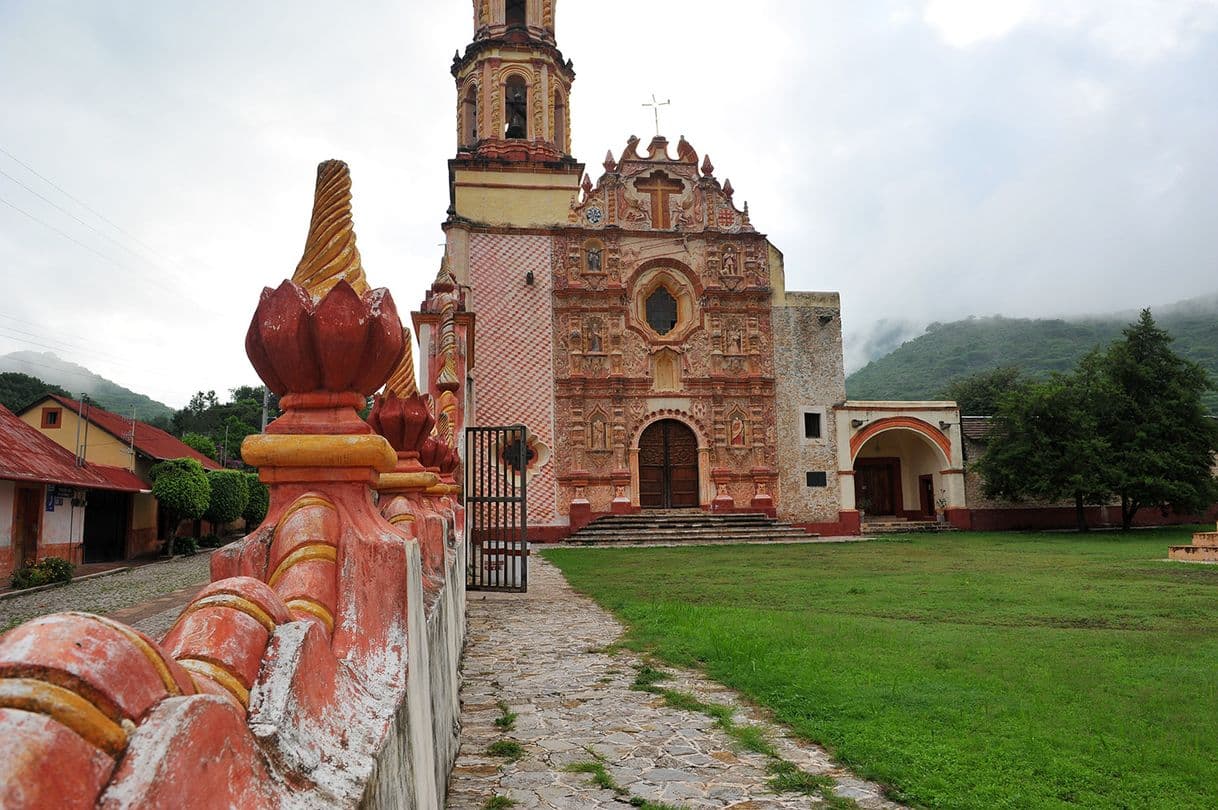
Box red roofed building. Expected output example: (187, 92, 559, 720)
(16, 395, 219, 565)
(0, 405, 147, 577)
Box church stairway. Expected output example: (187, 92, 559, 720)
(561, 511, 819, 546)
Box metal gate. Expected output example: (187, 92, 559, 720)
(465, 425, 528, 592)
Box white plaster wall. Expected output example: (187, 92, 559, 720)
(0, 481, 13, 548)
(41, 498, 85, 548)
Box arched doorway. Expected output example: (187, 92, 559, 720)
(639, 419, 699, 509)
(852, 423, 950, 519)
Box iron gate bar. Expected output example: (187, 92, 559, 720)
(465, 425, 528, 592)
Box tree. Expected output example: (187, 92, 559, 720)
(939, 367, 1025, 415)
(150, 458, 211, 554)
(181, 432, 218, 460)
(243, 472, 270, 527)
(0, 372, 71, 412)
(203, 470, 249, 527)
(1098, 310, 1218, 530)
(976, 361, 1111, 531)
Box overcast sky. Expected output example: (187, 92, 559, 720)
(1, 0, 1216, 407)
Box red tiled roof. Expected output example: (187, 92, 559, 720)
(0, 405, 148, 492)
(961, 416, 994, 440)
(38, 395, 220, 470)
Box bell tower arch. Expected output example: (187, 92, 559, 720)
(449, 0, 582, 227)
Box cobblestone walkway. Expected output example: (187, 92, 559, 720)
(448, 557, 904, 810)
(0, 553, 212, 638)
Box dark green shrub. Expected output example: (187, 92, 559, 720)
(9, 557, 74, 590)
(198, 533, 224, 549)
(151, 458, 210, 554)
(37, 557, 74, 582)
(243, 472, 269, 527)
(181, 432, 218, 460)
(204, 469, 249, 526)
(174, 535, 200, 556)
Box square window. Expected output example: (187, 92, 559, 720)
(806, 471, 827, 488)
(803, 412, 822, 439)
(41, 408, 62, 429)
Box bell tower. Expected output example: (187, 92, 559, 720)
(455, 0, 571, 159)
(447, 0, 582, 228)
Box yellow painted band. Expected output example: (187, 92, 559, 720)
(0, 677, 128, 757)
(243, 434, 397, 472)
(285, 598, 335, 634)
(176, 594, 278, 635)
(279, 494, 336, 525)
(70, 612, 182, 698)
(388, 513, 416, 525)
(177, 659, 250, 708)
(268, 543, 337, 588)
(377, 471, 440, 491)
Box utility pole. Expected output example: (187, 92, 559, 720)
(221, 423, 230, 467)
(261, 387, 270, 432)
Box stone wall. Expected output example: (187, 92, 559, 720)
(772, 293, 846, 523)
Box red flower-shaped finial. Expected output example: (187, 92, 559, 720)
(245, 280, 405, 396)
(368, 392, 435, 456)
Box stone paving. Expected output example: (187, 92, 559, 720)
(0, 552, 212, 638)
(448, 557, 904, 810)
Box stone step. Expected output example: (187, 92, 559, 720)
(566, 511, 816, 546)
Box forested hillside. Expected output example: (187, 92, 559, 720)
(846, 311, 1218, 414)
(0, 351, 175, 424)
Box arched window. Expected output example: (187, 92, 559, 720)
(553, 92, 566, 150)
(462, 86, 479, 146)
(506, 0, 526, 27)
(504, 75, 528, 139)
(646, 287, 679, 335)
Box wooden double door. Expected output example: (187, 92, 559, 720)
(639, 420, 700, 509)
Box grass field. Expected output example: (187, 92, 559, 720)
(542, 528, 1218, 809)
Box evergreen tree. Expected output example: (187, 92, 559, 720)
(1099, 310, 1218, 530)
(940, 367, 1024, 415)
(976, 359, 1111, 531)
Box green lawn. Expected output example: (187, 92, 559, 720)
(542, 528, 1218, 810)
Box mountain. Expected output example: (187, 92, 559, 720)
(0, 351, 175, 424)
(846, 298, 1218, 414)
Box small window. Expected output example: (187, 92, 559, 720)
(504, 75, 528, 139)
(41, 407, 62, 429)
(803, 412, 822, 439)
(806, 471, 828, 488)
(506, 0, 526, 27)
(645, 287, 679, 335)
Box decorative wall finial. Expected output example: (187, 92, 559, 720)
(292, 161, 370, 299)
(385, 331, 420, 397)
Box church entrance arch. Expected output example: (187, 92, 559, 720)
(638, 419, 699, 509)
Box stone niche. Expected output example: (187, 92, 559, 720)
(652, 348, 682, 392)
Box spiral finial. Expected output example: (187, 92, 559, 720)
(385, 330, 419, 397)
(292, 160, 370, 299)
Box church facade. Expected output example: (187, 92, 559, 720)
(414, 0, 971, 539)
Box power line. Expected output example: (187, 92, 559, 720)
(0, 195, 178, 295)
(0, 166, 166, 271)
(0, 145, 184, 273)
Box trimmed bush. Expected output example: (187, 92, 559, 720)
(243, 472, 269, 527)
(181, 432, 218, 461)
(204, 469, 249, 526)
(150, 458, 210, 554)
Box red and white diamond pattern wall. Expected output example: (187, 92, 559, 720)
(468, 233, 559, 524)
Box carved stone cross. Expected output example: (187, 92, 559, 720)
(635, 170, 683, 229)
